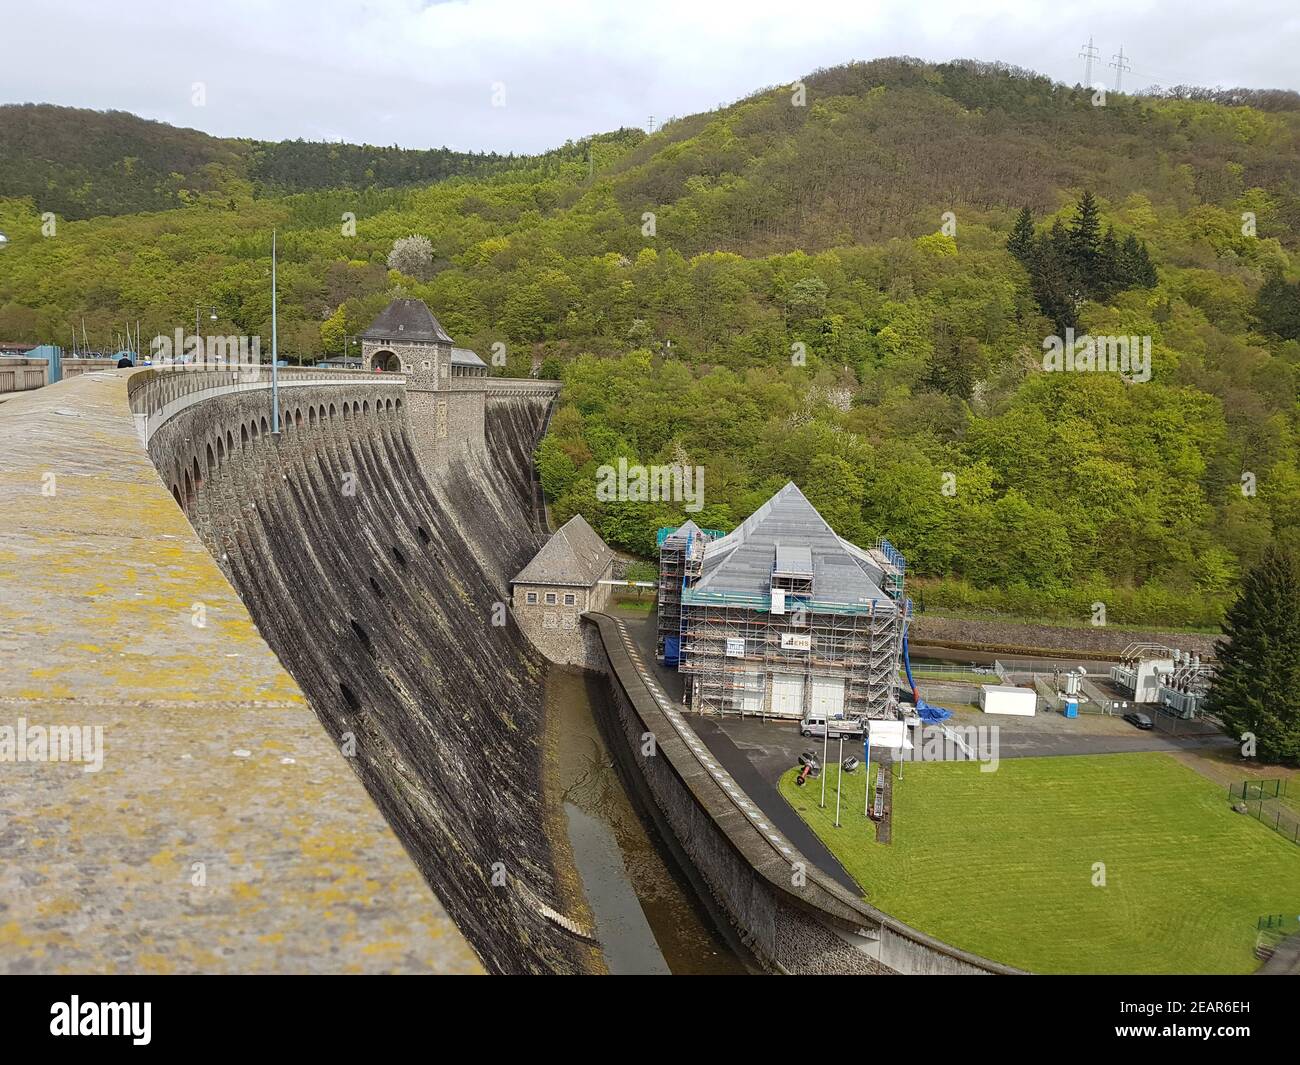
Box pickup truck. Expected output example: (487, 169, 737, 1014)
(799, 714, 864, 739)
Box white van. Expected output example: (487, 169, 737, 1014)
(799, 715, 863, 739)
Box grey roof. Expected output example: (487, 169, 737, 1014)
(689, 483, 890, 609)
(451, 346, 486, 367)
(361, 299, 454, 344)
(662, 519, 702, 549)
(512, 514, 613, 588)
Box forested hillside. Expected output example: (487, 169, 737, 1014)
(2, 58, 1299, 627)
(0, 103, 516, 218)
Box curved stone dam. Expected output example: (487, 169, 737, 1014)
(130, 367, 590, 973)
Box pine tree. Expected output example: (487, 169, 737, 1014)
(1066, 190, 1103, 278)
(1134, 240, 1158, 287)
(1007, 206, 1036, 262)
(1030, 236, 1077, 333)
(1204, 546, 1300, 766)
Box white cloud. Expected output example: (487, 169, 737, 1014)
(0, 0, 1296, 151)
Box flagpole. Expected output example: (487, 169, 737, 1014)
(835, 735, 843, 827)
(864, 727, 872, 817)
(820, 717, 829, 809)
(271, 229, 279, 433)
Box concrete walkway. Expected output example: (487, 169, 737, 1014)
(0, 372, 480, 973)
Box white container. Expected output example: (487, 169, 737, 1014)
(979, 684, 1037, 716)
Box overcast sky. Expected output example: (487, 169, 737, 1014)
(3, 0, 1298, 153)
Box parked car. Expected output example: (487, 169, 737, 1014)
(799, 714, 864, 739)
(1123, 711, 1154, 730)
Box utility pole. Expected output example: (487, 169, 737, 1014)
(1078, 35, 1100, 88)
(1109, 46, 1131, 93)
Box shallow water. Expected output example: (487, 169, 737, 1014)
(546, 666, 748, 975)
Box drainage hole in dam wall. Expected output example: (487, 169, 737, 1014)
(415, 525, 431, 546)
(349, 619, 375, 656)
(339, 682, 361, 712)
(368, 576, 385, 599)
(391, 545, 407, 567)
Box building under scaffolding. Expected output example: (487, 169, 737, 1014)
(657, 483, 908, 721)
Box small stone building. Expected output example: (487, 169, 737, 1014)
(511, 514, 614, 667)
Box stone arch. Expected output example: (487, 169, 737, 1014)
(217, 437, 225, 463)
(206, 443, 215, 472)
(370, 349, 401, 372)
(260, 416, 268, 436)
(241, 424, 249, 447)
(329, 403, 337, 419)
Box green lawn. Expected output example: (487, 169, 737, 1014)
(779, 752, 1300, 974)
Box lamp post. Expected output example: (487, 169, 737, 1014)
(270, 230, 279, 434)
(194, 305, 217, 364)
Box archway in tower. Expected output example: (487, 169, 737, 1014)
(370, 349, 401, 372)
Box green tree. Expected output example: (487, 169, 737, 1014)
(1204, 546, 1300, 765)
(1006, 206, 1035, 262)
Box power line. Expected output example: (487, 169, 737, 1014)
(1078, 35, 1101, 88)
(1109, 46, 1132, 93)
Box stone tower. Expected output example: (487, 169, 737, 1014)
(360, 298, 453, 389)
(360, 298, 484, 470)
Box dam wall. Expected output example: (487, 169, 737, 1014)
(129, 365, 577, 973)
(585, 611, 1023, 976)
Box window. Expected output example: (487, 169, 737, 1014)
(526, 592, 538, 604)
(563, 594, 576, 606)
(545, 592, 557, 605)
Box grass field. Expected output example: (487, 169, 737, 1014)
(778, 753, 1300, 974)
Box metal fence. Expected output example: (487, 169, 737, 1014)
(1230, 780, 1299, 844)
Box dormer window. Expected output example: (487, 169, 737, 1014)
(772, 543, 814, 598)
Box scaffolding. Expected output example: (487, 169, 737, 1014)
(678, 592, 905, 720)
(656, 524, 709, 662)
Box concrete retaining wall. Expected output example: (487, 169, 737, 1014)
(585, 611, 1022, 975)
(911, 614, 1219, 660)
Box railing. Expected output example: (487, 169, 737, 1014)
(127, 364, 397, 420)
(127, 364, 405, 443)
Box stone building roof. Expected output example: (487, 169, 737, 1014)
(362, 298, 454, 344)
(512, 514, 613, 588)
(692, 482, 887, 608)
(451, 346, 486, 367)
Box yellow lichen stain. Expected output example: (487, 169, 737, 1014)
(0, 921, 34, 949)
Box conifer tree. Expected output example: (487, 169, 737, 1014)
(1204, 546, 1300, 766)
(1007, 206, 1036, 262)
